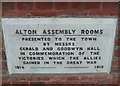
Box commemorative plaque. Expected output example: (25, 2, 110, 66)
(2, 18, 117, 74)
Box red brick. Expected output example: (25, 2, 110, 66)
(12, 81, 29, 86)
(117, 25, 120, 34)
(107, 76, 119, 84)
(2, 80, 29, 86)
(2, 2, 16, 10)
(0, 51, 6, 60)
(110, 79, 119, 84)
(66, 76, 79, 81)
(1, 61, 8, 74)
(54, 2, 70, 10)
(2, 10, 18, 17)
(85, 2, 100, 10)
(17, 2, 33, 10)
(2, 2, 119, 17)
(113, 56, 120, 60)
(97, 79, 118, 84)
(0, 51, 2, 58)
(30, 82, 45, 86)
(115, 37, 120, 46)
(119, 2, 120, 15)
(0, 10, 1, 17)
(0, 38, 3, 49)
(36, 2, 53, 10)
(83, 2, 101, 16)
(114, 49, 120, 57)
(112, 60, 119, 68)
(2, 81, 11, 86)
(3, 8, 56, 17)
(0, 61, 3, 69)
(30, 11, 56, 16)
(84, 10, 101, 16)
(1, 75, 119, 85)
(102, 2, 118, 16)
(2, 80, 10, 83)
(1, 83, 10, 86)
(24, 76, 50, 82)
(61, 77, 97, 84)
(2, 84, 12, 86)
(2, 51, 6, 60)
(70, 2, 83, 10)
(102, 2, 118, 11)
(111, 60, 119, 73)
(17, 11, 33, 17)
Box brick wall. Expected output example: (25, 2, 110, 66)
(1, 2, 119, 85)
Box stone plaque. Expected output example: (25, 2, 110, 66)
(2, 18, 117, 74)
